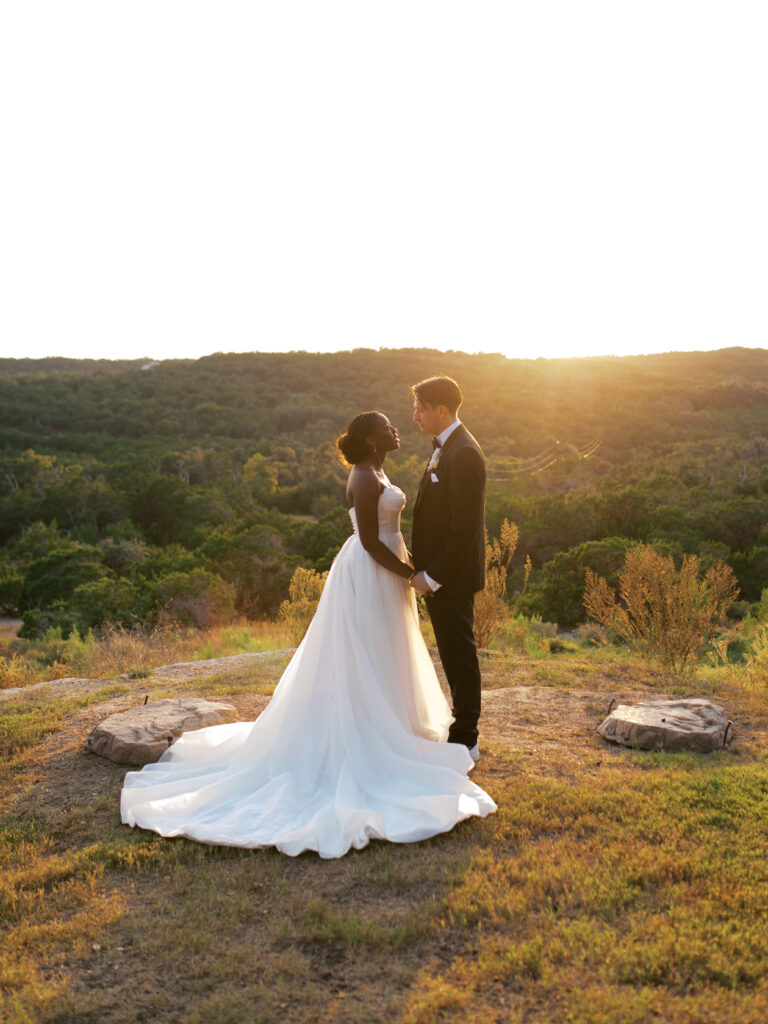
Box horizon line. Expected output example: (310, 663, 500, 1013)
(1, 344, 766, 366)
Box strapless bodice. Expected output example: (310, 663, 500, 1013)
(349, 484, 406, 536)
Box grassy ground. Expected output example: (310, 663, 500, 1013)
(2, 647, 768, 1023)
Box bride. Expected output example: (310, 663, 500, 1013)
(121, 411, 497, 858)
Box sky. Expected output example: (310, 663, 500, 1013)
(1, 2, 766, 363)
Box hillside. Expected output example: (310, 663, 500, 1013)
(1, 347, 767, 635)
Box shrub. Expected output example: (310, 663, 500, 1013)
(69, 578, 144, 631)
(18, 604, 78, 640)
(501, 614, 552, 657)
(573, 622, 611, 646)
(584, 545, 739, 674)
(752, 587, 768, 622)
(153, 570, 236, 629)
(0, 653, 38, 689)
(502, 615, 531, 655)
(744, 624, 768, 687)
(0, 556, 23, 615)
(278, 567, 328, 645)
(22, 626, 69, 666)
(528, 617, 559, 639)
(474, 520, 520, 649)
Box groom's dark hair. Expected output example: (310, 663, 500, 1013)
(411, 376, 463, 415)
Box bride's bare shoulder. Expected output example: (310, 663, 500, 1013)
(346, 465, 384, 507)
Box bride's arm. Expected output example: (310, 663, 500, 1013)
(349, 470, 413, 580)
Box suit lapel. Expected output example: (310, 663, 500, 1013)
(415, 465, 430, 512)
(414, 424, 466, 513)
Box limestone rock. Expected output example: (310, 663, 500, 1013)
(86, 698, 239, 764)
(597, 698, 731, 753)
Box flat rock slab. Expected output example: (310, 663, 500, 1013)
(86, 698, 239, 764)
(149, 650, 294, 680)
(597, 698, 731, 752)
(1, 677, 99, 703)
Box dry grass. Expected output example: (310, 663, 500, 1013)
(2, 650, 768, 1023)
(0, 686, 131, 763)
(0, 653, 55, 690)
(477, 646, 675, 694)
(474, 520, 520, 650)
(0, 619, 294, 692)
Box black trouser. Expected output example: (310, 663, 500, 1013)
(427, 589, 481, 748)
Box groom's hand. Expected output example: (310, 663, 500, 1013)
(409, 571, 433, 596)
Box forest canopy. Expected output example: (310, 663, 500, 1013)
(1, 347, 767, 636)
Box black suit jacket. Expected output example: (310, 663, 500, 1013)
(411, 423, 486, 595)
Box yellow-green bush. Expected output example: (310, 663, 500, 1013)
(278, 567, 328, 645)
(584, 545, 739, 674)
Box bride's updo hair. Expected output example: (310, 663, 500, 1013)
(336, 411, 381, 466)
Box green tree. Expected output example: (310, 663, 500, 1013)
(522, 537, 635, 627)
(131, 475, 190, 546)
(197, 524, 301, 616)
(0, 555, 23, 614)
(243, 453, 279, 499)
(18, 545, 106, 611)
(69, 577, 144, 630)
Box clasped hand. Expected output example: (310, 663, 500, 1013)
(409, 570, 433, 596)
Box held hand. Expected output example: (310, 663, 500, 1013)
(409, 570, 433, 596)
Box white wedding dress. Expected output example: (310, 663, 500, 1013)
(121, 484, 497, 858)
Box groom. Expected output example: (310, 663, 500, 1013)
(409, 376, 486, 764)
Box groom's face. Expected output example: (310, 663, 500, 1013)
(413, 397, 442, 437)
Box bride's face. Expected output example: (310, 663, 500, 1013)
(370, 415, 400, 454)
